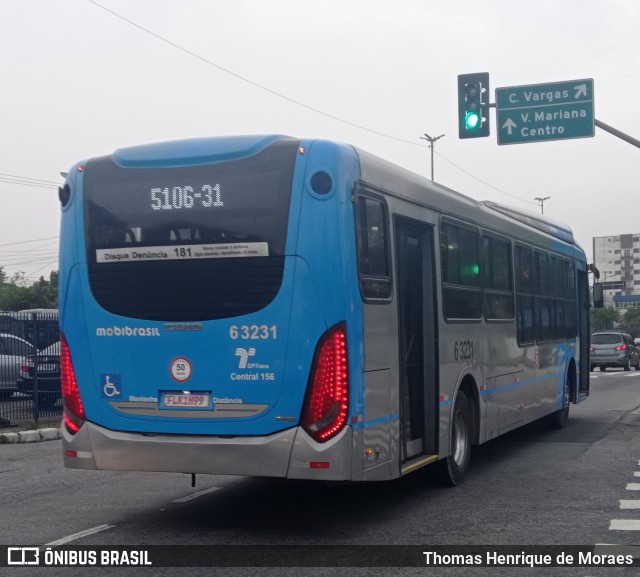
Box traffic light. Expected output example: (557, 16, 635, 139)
(458, 73, 490, 139)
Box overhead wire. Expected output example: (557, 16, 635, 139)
(87, 0, 536, 207)
(0, 173, 59, 189)
(1, 1, 541, 280)
(0, 237, 59, 280)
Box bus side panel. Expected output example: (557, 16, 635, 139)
(361, 368, 396, 480)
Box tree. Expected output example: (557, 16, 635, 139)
(591, 306, 619, 332)
(0, 270, 58, 311)
(620, 307, 640, 339)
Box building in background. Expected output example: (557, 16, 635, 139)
(593, 233, 640, 311)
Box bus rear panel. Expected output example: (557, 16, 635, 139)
(60, 136, 365, 481)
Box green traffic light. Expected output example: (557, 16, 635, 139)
(458, 73, 490, 139)
(465, 111, 481, 130)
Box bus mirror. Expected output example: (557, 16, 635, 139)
(59, 184, 71, 207)
(592, 282, 604, 309)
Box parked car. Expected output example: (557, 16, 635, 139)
(0, 333, 35, 400)
(590, 331, 640, 372)
(16, 341, 61, 406)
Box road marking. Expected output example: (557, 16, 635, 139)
(43, 524, 115, 547)
(626, 483, 640, 491)
(609, 519, 640, 530)
(173, 486, 222, 503)
(591, 372, 640, 378)
(620, 500, 640, 509)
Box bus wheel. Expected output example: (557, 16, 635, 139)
(549, 384, 570, 429)
(550, 362, 575, 429)
(439, 391, 472, 486)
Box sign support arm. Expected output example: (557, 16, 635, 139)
(595, 119, 640, 149)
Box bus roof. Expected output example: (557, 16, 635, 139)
(481, 201, 575, 244)
(354, 144, 581, 252)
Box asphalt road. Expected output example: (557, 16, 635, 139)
(2, 370, 640, 577)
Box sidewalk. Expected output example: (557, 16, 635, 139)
(0, 417, 61, 444)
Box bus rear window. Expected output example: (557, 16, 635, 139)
(83, 140, 298, 321)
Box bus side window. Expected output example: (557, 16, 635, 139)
(515, 245, 534, 344)
(440, 220, 481, 321)
(355, 196, 391, 301)
(534, 251, 552, 342)
(482, 235, 514, 320)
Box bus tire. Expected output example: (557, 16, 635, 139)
(549, 385, 570, 430)
(439, 391, 472, 486)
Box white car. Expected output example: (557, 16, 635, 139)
(0, 333, 35, 400)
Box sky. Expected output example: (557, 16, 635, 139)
(1, 0, 639, 281)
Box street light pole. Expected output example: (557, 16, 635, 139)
(534, 196, 550, 214)
(420, 133, 445, 182)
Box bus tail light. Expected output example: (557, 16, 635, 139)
(302, 323, 349, 443)
(60, 333, 86, 434)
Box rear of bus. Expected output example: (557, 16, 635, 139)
(59, 135, 364, 480)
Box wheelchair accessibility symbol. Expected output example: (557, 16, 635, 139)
(102, 374, 122, 398)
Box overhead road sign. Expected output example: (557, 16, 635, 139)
(496, 79, 594, 145)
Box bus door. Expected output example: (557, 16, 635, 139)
(576, 269, 590, 401)
(395, 217, 438, 462)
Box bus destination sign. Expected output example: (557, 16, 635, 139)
(495, 78, 594, 145)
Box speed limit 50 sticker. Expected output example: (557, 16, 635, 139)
(170, 357, 192, 382)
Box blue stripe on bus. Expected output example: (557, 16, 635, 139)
(355, 373, 565, 425)
(479, 374, 560, 397)
(437, 372, 565, 407)
(353, 413, 400, 430)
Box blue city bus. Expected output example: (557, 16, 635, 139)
(59, 135, 594, 485)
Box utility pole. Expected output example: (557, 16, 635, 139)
(534, 196, 550, 214)
(420, 133, 445, 182)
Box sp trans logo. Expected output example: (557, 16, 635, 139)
(6, 547, 152, 567)
(232, 347, 274, 382)
(235, 347, 256, 369)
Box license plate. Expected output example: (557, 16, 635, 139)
(159, 391, 213, 410)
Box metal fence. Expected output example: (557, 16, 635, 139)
(0, 310, 60, 427)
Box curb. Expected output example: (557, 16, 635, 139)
(0, 427, 61, 444)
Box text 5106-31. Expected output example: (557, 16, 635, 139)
(151, 184, 223, 210)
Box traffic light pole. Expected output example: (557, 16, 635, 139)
(595, 119, 640, 149)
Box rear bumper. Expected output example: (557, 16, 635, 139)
(62, 420, 353, 480)
(590, 354, 628, 367)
